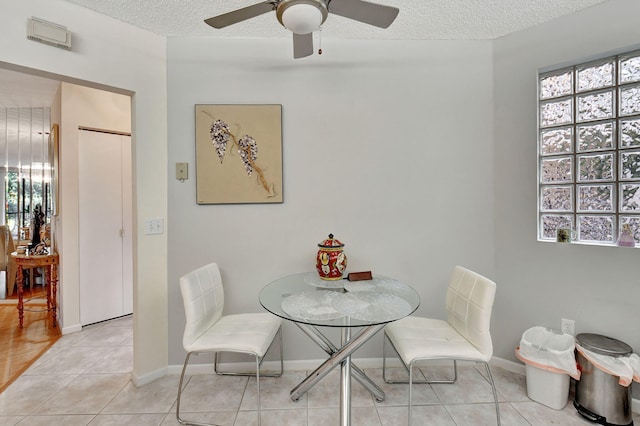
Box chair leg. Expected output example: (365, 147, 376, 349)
(483, 362, 501, 426)
(382, 331, 391, 382)
(175, 352, 189, 425)
(408, 360, 414, 426)
(176, 352, 221, 426)
(255, 354, 262, 426)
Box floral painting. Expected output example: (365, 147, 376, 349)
(195, 104, 283, 204)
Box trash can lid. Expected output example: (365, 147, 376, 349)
(575, 333, 632, 357)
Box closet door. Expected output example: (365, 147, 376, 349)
(78, 130, 132, 325)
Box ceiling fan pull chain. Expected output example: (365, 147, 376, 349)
(318, 27, 323, 55)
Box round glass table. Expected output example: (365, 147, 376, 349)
(259, 272, 420, 426)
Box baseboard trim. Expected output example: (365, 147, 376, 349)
(490, 356, 526, 375)
(61, 323, 82, 335)
(132, 366, 168, 387)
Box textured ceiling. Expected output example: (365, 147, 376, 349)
(60, 0, 610, 40)
(0, 0, 612, 108)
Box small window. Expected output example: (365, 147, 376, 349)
(538, 50, 640, 246)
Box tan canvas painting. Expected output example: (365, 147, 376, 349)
(195, 104, 283, 204)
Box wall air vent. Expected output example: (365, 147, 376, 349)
(27, 17, 72, 50)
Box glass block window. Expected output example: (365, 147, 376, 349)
(538, 50, 640, 246)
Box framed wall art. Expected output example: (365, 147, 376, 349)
(195, 104, 283, 204)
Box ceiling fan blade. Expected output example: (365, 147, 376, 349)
(205, 2, 276, 29)
(328, 0, 399, 28)
(293, 33, 314, 59)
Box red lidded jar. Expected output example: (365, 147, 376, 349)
(316, 233, 347, 280)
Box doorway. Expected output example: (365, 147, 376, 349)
(0, 68, 134, 330)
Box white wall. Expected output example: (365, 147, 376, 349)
(493, 0, 640, 395)
(1, 0, 168, 383)
(167, 38, 495, 363)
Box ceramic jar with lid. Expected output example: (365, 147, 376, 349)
(316, 233, 347, 280)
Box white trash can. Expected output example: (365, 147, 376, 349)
(524, 363, 571, 410)
(516, 326, 579, 410)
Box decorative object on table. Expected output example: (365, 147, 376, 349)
(346, 271, 372, 281)
(29, 204, 46, 249)
(194, 104, 283, 204)
(616, 224, 636, 247)
(316, 233, 347, 280)
(31, 241, 48, 255)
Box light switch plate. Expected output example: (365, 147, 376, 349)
(176, 162, 188, 181)
(144, 218, 164, 235)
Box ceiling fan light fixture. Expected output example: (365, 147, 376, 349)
(277, 0, 328, 35)
(282, 4, 322, 34)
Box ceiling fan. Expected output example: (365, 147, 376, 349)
(204, 0, 399, 59)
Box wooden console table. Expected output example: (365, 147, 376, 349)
(10, 252, 59, 328)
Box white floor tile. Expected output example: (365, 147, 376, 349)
(3, 315, 638, 426)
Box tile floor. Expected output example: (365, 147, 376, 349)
(0, 315, 638, 425)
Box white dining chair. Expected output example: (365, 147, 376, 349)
(382, 265, 500, 425)
(177, 262, 283, 426)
